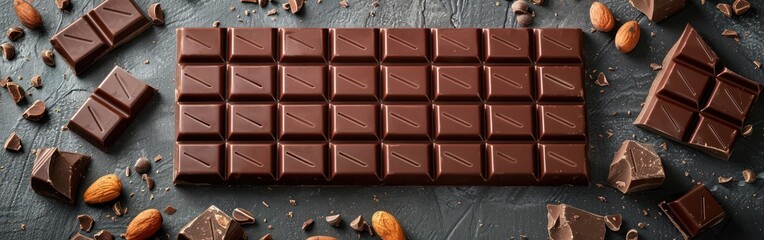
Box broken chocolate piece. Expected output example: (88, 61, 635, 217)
(232, 208, 256, 225)
(349, 215, 367, 231)
(22, 100, 46, 121)
(30, 148, 91, 204)
(741, 124, 752, 137)
(733, 0, 750, 15)
(595, 72, 609, 86)
(4, 132, 22, 151)
(78, 214, 94, 232)
(134, 157, 151, 174)
(628, 0, 685, 22)
(717, 3, 733, 17)
(164, 205, 177, 215)
(0, 76, 10, 87)
(31, 75, 43, 88)
(113, 202, 123, 216)
(608, 141, 665, 193)
(326, 214, 342, 227)
(178, 205, 247, 240)
(42, 49, 56, 67)
(626, 229, 638, 240)
(721, 29, 738, 38)
(659, 184, 725, 240)
(288, 0, 304, 13)
(148, 3, 165, 26)
(742, 169, 756, 183)
(94, 230, 114, 240)
(6, 82, 25, 103)
(70, 232, 93, 240)
(547, 204, 622, 240)
(2, 43, 15, 60)
(7, 27, 24, 41)
(717, 176, 733, 184)
(142, 173, 154, 190)
(302, 218, 314, 230)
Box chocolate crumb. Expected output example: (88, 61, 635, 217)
(722, 29, 739, 38)
(30, 75, 42, 88)
(212, 21, 220, 27)
(259, 234, 273, 240)
(595, 72, 609, 87)
(597, 196, 607, 203)
(2, 43, 15, 60)
(595, 183, 604, 189)
(77, 214, 94, 232)
(164, 205, 177, 215)
(4, 132, 22, 151)
(94, 230, 114, 240)
(266, 9, 277, 16)
(302, 218, 314, 230)
(0, 76, 10, 87)
(754, 60, 761, 69)
(649, 63, 662, 71)
(642, 209, 649, 216)
(289, 199, 297, 206)
(262, 201, 270, 208)
(326, 214, 342, 227)
(7, 82, 25, 103)
(142, 174, 154, 191)
(637, 222, 647, 229)
(339, 0, 349, 8)
(718, 176, 733, 184)
(112, 202, 123, 216)
(717, 3, 733, 17)
(153, 154, 162, 162)
(41, 50, 55, 66)
(742, 169, 756, 183)
(742, 124, 753, 137)
(267, 225, 273, 230)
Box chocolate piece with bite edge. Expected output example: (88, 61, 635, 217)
(30, 148, 91, 204)
(67, 66, 156, 151)
(547, 204, 622, 240)
(50, 0, 151, 75)
(659, 184, 725, 239)
(628, 0, 686, 22)
(178, 205, 247, 240)
(4, 132, 22, 151)
(23, 100, 47, 121)
(608, 141, 665, 193)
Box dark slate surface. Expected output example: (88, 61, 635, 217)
(1, 0, 762, 239)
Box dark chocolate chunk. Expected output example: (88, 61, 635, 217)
(232, 208, 256, 225)
(659, 184, 725, 239)
(178, 205, 247, 240)
(4, 132, 22, 151)
(30, 148, 90, 204)
(608, 141, 665, 193)
(547, 204, 622, 240)
(349, 215, 367, 232)
(628, 0, 686, 22)
(134, 157, 151, 174)
(7, 27, 24, 41)
(31, 75, 42, 88)
(733, 0, 750, 15)
(6, 82, 25, 103)
(70, 232, 93, 240)
(147, 3, 165, 26)
(2, 43, 15, 60)
(326, 214, 342, 227)
(164, 205, 177, 215)
(302, 218, 314, 230)
(78, 214, 94, 232)
(626, 229, 639, 240)
(22, 100, 46, 121)
(142, 173, 154, 190)
(94, 230, 114, 240)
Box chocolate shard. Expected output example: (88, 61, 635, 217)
(607, 141, 665, 193)
(4, 132, 22, 151)
(77, 214, 94, 232)
(232, 208, 255, 225)
(70, 232, 93, 240)
(30, 147, 91, 204)
(94, 230, 114, 240)
(628, 0, 686, 22)
(178, 205, 247, 240)
(6, 82, 25, 103)
(22, 100, 47, 121)
(547, 204, 621, 240)
(659, 184, 725, 240)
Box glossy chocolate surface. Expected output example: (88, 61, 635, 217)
(659, 184, 725, 240)
(30, 148, 91, 204)
(175, 27, 588, 185)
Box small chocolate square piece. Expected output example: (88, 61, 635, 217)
(226, 143, 276, 184)
(607, 140, 665, 193)
(228, 28, 276, 63)
(279, 28, 327, 63)
(178, 205, 246, 240)
(659, 184, 725, 240)
(177, 28, 226, 63)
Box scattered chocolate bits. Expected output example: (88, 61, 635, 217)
(142, 174, 154, 190)
(326, 214, 342, 227)
(77, 214, 94, 232)
(721, 29, 738, 38)
(55, 0, 71, 10)
(339, 0, 349, 8)
(30, 75, 42, 88)
(4, 132, 22, 151)
(7, 27, 24, 41)
(733, 0, 750, 15)
(288, 0, 304, 13)
(2, 43, 15, 60)
(289, 199, 297, 206)
(637, 222, 647, 229)
(41, 50, 55, 67)
(94, 230, 114, 240)
(112, 202, 123, 216)
(259, 234, 273, 240)
(213, 21, 220, 27)
(281, 3, 290, 10)
(22, 100, 46, 121)
(597, 196, 607, 202)
(266, 9, 277, 16)
(232, 208, 256, 224)
(595, 72, 609, 86)
(626, 229, 638, 240)
(742, 169, 756, 183)
(164, 205, 177, 215)
(7, 82, 25, 103)
(302, 218, 314, 230)
(148, 3, 165, 26)
(717, 3, 733, 17)
(741, 124, 753, 137)
(511, 0, 529, 14)
(134, 157, 151, 174)
(649, 63, 662, 71)
(718, 176, 733, 184)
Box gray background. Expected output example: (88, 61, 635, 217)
(1, 0, 762, 239)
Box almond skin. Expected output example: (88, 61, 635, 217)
(590, 2, 615, 32)
(372, 211, 406, 240)
(83, 174, 122, 204)
(615, 20, 640, 53)
(13, 0, 42, 29)
(126, 209, 162, 240)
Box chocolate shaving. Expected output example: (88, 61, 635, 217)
(2, 43, 14, 60)
(741, 124, 753, 137)
(718, 176, 733, 184)
(288, 0, 304, 13)
(148, 3, 165, 26)
(721, 29, 738, 38)
(649, 63, 662, 71)
(349, 215, 367, 232)
(742, 169, 756, 183)
(626, 229, 638, 240)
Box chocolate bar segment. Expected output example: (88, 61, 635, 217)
(178, 205, 247, 240)
(30, 148, 91, 204)
(659, 184, 725, 239)
(635, 24, 761, 160)
(68, 67, 157, 151)
(50, 0, 150, 76)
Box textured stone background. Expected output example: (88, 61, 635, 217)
(0, 0, 762, 239)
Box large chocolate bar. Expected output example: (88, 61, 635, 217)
(67, 66, 157, 151)
(50, 0, 151, 76)
(635, 24, 761, 160)
(174, 28, 589, 185)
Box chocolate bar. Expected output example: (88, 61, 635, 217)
(178, 205, 247, 240)
(659, 184, 725, 239)
(50, 0, 151, 76)
(30, 148, 90, 204)
(635, 24, 761, 160)
(67, 66, 157, 151)
(628, 0, 686, 22)
(607, 140, 665, 193)
(174, 28, 589, 185)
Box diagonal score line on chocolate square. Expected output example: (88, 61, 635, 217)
(286, 73, 316, 88)
(548, 151, 577, 167)
(337, 112, 367, 128)
(337, 35, 367, 50)
(542, 35, 572, 50)
(439, 35, 470, 50)
(444, 151, 474, 168)
(186, 35, 212, 49)
(496, 151, 519, 164)
(391, 152, 421, 168)
(235, 112, 263, 128)
(676, 69, 697, 96)
(184, 112, 211, 128)
(285, 112, 315, 128)
(490, 34, 521, 50)
(235, 34, 264, 50)
(103, 7, 133, 16)
(338, 151, 369, 168)
(724, 88, 745, 114)
(544, 73, 576, 90)
(389, 73, 419, 89)
(235, 73, 263, 88)
(442, 112, 473, 128)
(493, 73, 523, 89)
(183, 152, 211, 167)
(234, 151, 264, 167)
(389, 112, 420, 128)
(545, 112, 576, 129)
(495, 113, 524, 128)
(441, 73, 472, 89)
(285, 151, 316, 167)
(661, 105, 681, 132)
(337, 73, 367, 89)
(87, 106, 104, 132)
(387, 34, 418, 50)
(184, 72, 213, 89)
(287, 35, 315, 50)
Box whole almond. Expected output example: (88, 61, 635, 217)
(615, 20, 640, 53)
(13, 0, 43, 29)
(83, 174, 122, 204)
(306, 236, 337, 240)
(126, 209, 162, 240)
(590, 2, 615, 32)
(372, 211, 406, 240)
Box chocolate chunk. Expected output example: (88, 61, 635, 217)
(511, 0, 529, 14)
(178, 206, 247, 240)
(113, 202, 123, 216)
(649, 63, 662, 71)
(721, 29, 738, 38)
(22, 100, 46, 121)
(742, 169, 756, 183)
(349, 215, 367, 231)
(547, 204, 622, 240)
(717, 176, 733, 184)
(30, 148, 91, 204)
(302, 218, 314, 230)
(607, 141, 665, 193)
(164, 205, 177, 215)
(142, 173, 154, 190)
(78, 214, 94, 232)
(259, 234, 273, 240)
(70, 232, 93, 240)
(2, 43, 15, 60)
(6, 82, 25, 103)
(595, 72, 609, 86)
(288, 0, 304, 13)
(134, 157, 151, 174)
(31, 75, 42, 88)
(148, 3, 165, 26)
(0, 76, 10, 87)
(626, 229, 638, 240)
(94, 230, 114, 240)
(4, 132, 22, 151)
(41, 49, 55, 67)
(628, 0, 685, 22)
(67, 66, 157, 151)
(7, 27, 24, 41)
(733, 0, 750, 15)
(717, 3, 733, 17)
(659, 184, 725, 240)
(56, 0, 72, 10)
(232, 208, 256, 225)
(326, 214, 342, 227)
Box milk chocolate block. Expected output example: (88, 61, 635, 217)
(635, 24, 761, 160)
(30, 148, 91, 204)
(608, 141, 665, 193)
(68, 66, 157, 151)
(178, 205, 247, 240)
(629, 0, 686, 22)
(659, 184, 725, 239)
(547, 204, 622, 240)
(174, 28, 588, 186)
(50, 0, 151, 76)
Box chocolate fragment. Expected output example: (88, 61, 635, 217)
(595, 72, 609, 86)
(49, 0, 151, 75)
(607, 141, 665, 193)
(94, 230, 114, 240)
(7, 27, 24, 41)
(142, 173, 154, 190)
(232, 208, 256, 225)
(511, 0, 529, 14)
(70, 233, 93, 240)
(178, 206, 246, 240)
(326, 214, 342, 227)
(626, 229, 638, 240)
(41, 50, 55, 67)
(30, 148, 90, 204)
(288, 0, 304, 13)
(628, 0, 685, 22)
(349, 215, 367, 232)
(649, 63, 662, 71)
(6, 82, 25, 103)
(67, 66, 157, 151)
(134, 157, 151, 174)
(717, 3, 733, 17)
(259, 234, 273, 240)
(148, 3, 165, 26)
(721, 29, 738, 38)
(113, 202, 123, 216)
(547, 204, 622, 240)
(164, 205, 177, 215)
(30, 75, 42, 88)
(717, 176, 733, 184)
(742, 169, 756, 183)
(733, 0, 750, 15)
(2, 43, 14, 60)
(659, 184, 725, 240)
(56, 0, 72, 10)
(302, 218, 314, 230)
(4, 132, 22, 151)
(0, 76, 10, 87)
(78, 214, 94, 232)
(22, 100, 46, 121)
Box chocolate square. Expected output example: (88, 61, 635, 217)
(434, 143, 484, 185)
(486, 104, 535, 140)
(177, 28, 226, 63)
(278, 104, 327, 140)
(176, 103, 225, 141)
(538, 143, 588, 185)
(330, 143, 381, 184)
(536, 66, 584, 102)
(227, 65, 276, 101)
(538, 105, 586, 141)
(432, 66, 482, 102)
(380, 28, 429, 63)
(279, 28, 327, 63)
(432, 28, 481, 63)
(486, 144, 536, 185)
(279, 65, 327, 101)
(330, 65, 379, 101)
(434, 104, 483, 140)
(382, 143, 432, 185)
(177, 64, 226, 102)
(330, 28, 379, 63)
(278, 143, 328, 184)
(227, 104, 276, 140)
(330, 104, 379, 140)
(228, 28, 276, 63)
(226, 143, 276, 184)
(381, 104, 431, 140)
(484, 66, 534, 102)
(381, 65, 430, 101)
(483, 28, 533, 63)
(174, 142, 225, 184)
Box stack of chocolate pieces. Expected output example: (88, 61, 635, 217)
(174, 27, 590, 185)
(635, 24, 761, 160)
